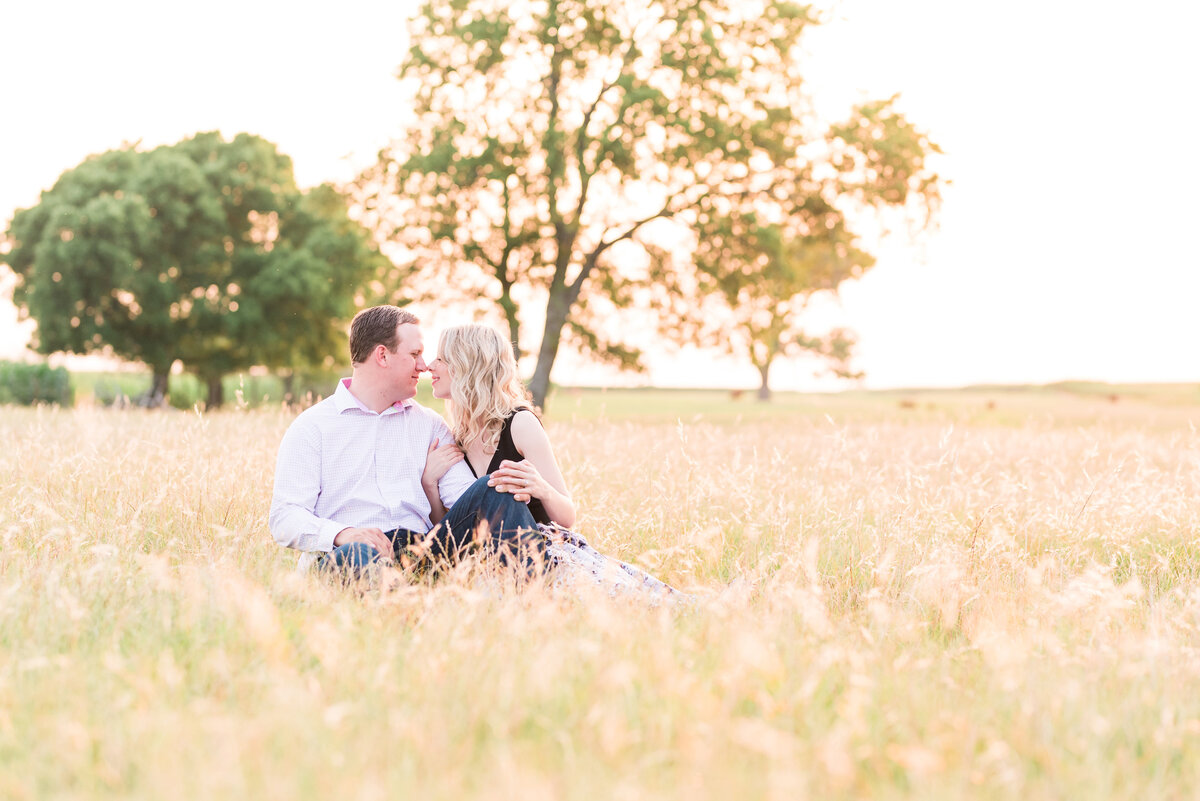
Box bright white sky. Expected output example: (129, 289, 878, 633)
(1, 0, 1197, 390)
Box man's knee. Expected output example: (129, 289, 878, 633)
(331, 542, 380, 570)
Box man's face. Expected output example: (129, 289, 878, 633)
(389, 322, 427, 401)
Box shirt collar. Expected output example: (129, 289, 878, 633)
(334, 378, 413, 415)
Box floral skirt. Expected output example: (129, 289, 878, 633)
(538, 524, 683, 602)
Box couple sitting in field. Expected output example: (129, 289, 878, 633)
(269, 304, 676, 597)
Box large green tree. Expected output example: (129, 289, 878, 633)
(653, 96, 941, 399)
(3, 132, 384, 406)
(362, 0, 854, 407)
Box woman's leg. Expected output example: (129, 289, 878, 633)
(429, 475, 545, 576)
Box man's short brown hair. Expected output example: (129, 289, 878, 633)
(349, 305, 419, 364)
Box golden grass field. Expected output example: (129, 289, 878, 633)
(3, 386, 1200, 799)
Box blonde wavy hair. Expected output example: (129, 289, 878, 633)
(438, 325, 534, 455)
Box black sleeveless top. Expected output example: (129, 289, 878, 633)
(467, 407, 551, 525)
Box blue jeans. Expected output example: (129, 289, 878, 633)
(321, 476, 544, 580)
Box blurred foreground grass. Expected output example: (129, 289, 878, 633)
(3, 388, 1200, 799)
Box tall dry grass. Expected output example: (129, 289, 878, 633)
(2, 398, 1200, 799)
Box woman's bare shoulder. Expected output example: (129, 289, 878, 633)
(511, 406, 543, 427)
(509, 407, 549, 453)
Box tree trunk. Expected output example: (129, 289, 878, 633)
(528, 292, 572, 410)
(498, 290, 521, 361)
(205, 375, 224, 409)
(282, 371, 295, 404)
(139, 371, 170, 408)
(756, 362, 772, 402)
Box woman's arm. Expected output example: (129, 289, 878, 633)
(489, 410, 577, 528)
(422, 438, 465, 525)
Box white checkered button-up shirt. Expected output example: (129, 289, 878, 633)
(269, 379, 476, 553)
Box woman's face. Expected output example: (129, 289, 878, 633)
(429, 355, 453, 399)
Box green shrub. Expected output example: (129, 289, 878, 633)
(0, 361, 75, 406)
(283, 367, 346, 405)
(43, 367, 350, 409)
(83, 374, 152, 406)
(166, 373, 290, 409)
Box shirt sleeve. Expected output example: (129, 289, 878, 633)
(430, 416, 477, 507)
(268, 415, 349, 552)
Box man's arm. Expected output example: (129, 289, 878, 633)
(268, 418, 349, 553)
(429, 418, 478, 510)
(438, 459, 477, 510)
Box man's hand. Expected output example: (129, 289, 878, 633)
(423, 439, 465, 489)
(333, 526, 394, 561)
(488, 459, 543, 504)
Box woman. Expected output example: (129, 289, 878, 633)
(422, 324, 680, 599)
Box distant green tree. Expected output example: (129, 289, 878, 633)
(0, 361, 74, 406)
(653, 96, 941, 399)
(360, 0, 891, 408)
(653, 216, 871, 401)
(3, 132, 385, 406)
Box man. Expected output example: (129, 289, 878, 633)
(269, 305, 544, 578)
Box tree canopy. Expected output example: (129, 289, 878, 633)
(653, 95, 941, 398)
(360, 0, 941, 406)
(4, 132, 385, 405)
(363, 0, 875, 407)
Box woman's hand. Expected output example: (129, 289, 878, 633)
(423, 439, 464, 488)
(487, 459, 546, 504)
(423, 439, 464, 525)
